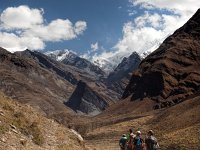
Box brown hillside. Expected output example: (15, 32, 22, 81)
(84, 93, 200, 150)
(0, 92, 85, 150)
(82, 9, 200, 150)
(123, 9, 200, 108)
(16, 50, 120, 115)
(0, 47, 78, 124)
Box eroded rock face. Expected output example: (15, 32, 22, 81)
(16, 50, 119, 115)
(65, 81, 108, 115)
(123, 9, 200, 107)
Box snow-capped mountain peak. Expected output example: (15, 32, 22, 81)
(45, 49, 105, 77)
(45, 49, 73, 61)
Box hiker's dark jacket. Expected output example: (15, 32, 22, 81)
(145, 136, 158, 150)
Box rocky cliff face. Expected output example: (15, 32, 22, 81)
(10, 50, 119, 115)
(106, 52, 141, 95)
(16, 50, 78, 85)
(65, 81, 108, 115)
(123, 9, 200, 108)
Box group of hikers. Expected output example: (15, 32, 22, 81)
(119, 129, 159, 150)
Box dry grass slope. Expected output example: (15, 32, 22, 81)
(84, 95, 200, 150)
(0, 92, 85, 150)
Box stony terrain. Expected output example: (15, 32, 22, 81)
(0, 92, 85, 150)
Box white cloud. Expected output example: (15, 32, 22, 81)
(0, 5, 87, 52)
(86, 0, 199, 72)
(128, 10, 137, 16)
(23, 19, 77, 42)
(131, 0, 200, 14)
(74, 21, 87, 35)
(0, 5, 43, 29)
(90, 42, 99, 51)
(134, 12, 162, 28)
(0, 32, 45, 52)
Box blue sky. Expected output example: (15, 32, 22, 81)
(0, 0, 199, 70)
(0, 0, 133, 53)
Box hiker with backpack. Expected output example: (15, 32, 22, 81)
(133, 131, 145, 150)
(126, 128, 135, 150)
(119, 134, 128, 150)
(145, 130, 159, 150)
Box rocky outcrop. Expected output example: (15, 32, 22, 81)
(16, 50, 78, 85)
(106, 52, 141, 95)
(65, 81, 108, 115)
(123, 9, 200, 108)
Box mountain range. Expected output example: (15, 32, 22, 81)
(45, 50, 105, 77)
(0, 42, 142, 116)
(0, 8, 199, 150)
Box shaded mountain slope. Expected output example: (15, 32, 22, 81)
(123, 9, 200, 108)
(106, 52, 141, 95)
(16, 50, 78, 85)
(0, 47, 79, 125)
(15, 50, 120, 114)
(65, 80, 108, 115)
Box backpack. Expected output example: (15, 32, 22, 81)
(134, 137, 143, 148)
(119, 137, 127, 149)
(145, 136, 159, 150)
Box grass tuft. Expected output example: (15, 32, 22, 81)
(0, 124, 8, 134)
(11, 112, 44, 145)
(2, 103, 14, 111)
(59, 144, 68, 150)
